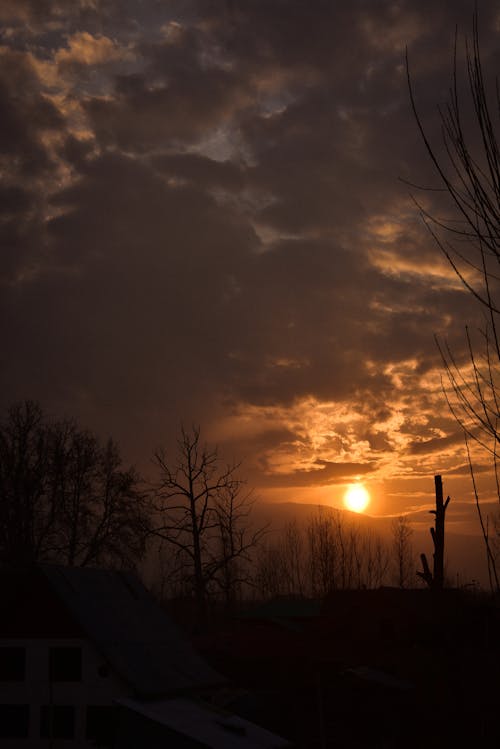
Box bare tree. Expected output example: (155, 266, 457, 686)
(281, 519, 305, 595)
(151, 425, 265, 620)
(408, 11, 500, 589)
(391, 515, 414, 588)
(212, 480, 266, 607)
(306, 507, 390, 594)
(255, 541, 290, 599)
(353, 527, 390, 589)
(64, 438, 147, 568)
(307, 508, 338, 596)
(253, 508, 390, 600)
(0, 400, 149, 569)
(254, 520, 306, 599)
(0, 401, 53, 566)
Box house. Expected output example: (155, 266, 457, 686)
(0, 565, 290, 748)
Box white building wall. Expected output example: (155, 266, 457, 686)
(0, 637, 130, 748)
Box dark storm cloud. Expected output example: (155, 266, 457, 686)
(11, 151, 259, 415)
(0, 48, 63, 175)
(259, 459, 377, 489)
(408, 431, 465, 456)
(86, 66, 245, 151)
(152, 153, 245, 191)
(0, 0, 497, 499)
(0, 47, 64, 284)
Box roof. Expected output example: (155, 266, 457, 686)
(117, 697, 291, 749)
(0, 567, 83, 638)
(40, 565, 225, 697)
(345, 666, 414, 691)
(239, 597, 322, 625)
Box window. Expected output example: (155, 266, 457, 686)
(49, 647, 81, 681)
(86, 706, 115, 747)
(0, 647, 25, 681)
(40, 705, 75, 739)
(0, 705, 29, 738)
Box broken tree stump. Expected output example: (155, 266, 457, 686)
(417, 475, 450, 590)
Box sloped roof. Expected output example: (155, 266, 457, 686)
(0, 567, 83, 638)
(117, 697, 291, 749)
(40, 565, 224, 697)
(345, 666, 414, 691)
(238, 596, 322, 631)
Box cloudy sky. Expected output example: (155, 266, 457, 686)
(1, 0, 499, 519)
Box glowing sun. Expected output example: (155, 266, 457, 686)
(344, 484, 370, 513)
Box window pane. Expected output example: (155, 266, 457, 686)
(86, 705, 115, 746)
(0, 648, 25, 681)
(0, 705, 29, 738)
(40, 705, 75, 739)
(49, 647, 81, 681)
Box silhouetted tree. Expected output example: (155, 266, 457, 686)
(55, 436, 148, 568)
(255, 520, 305, 598)
(408, 11, 500, 588)
(355, 527, 390, 589)
(391, 515, 414, 588)
(281, 519, 305, 595)
(255, 542, 290, 599)
(152, 425, 265, 619)
(212, 479, 267, 606)
(255, 508, 390, 597)
(254, 509, 390, 599)
(0, 400, 149, 568)
(0, 401, 53, 566)
(307, 508, 390, 593)
(307, 508, 339, 596)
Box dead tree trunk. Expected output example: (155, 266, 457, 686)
(417, 475, 450, 590)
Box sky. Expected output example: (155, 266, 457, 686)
(2, 0, 500, 523)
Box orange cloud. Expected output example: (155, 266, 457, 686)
(55, 32, 134, 66)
